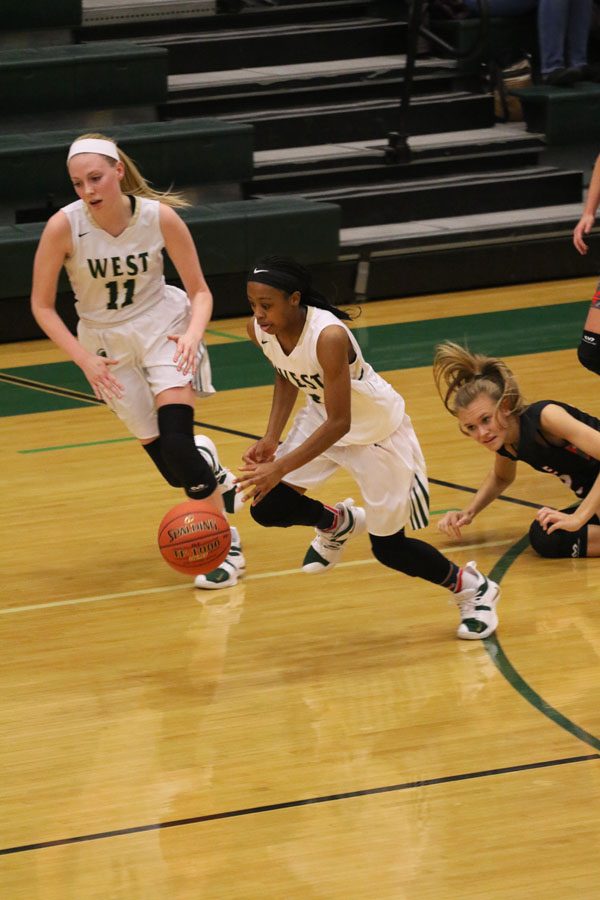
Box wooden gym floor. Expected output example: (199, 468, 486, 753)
(0, 277, 598, 899)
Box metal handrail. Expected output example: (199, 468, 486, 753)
(386, 0, 490, 164)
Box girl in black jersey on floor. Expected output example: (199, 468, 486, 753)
(433, 342, 600, 558)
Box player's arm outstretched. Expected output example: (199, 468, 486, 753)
(536, 404, 600, 533)
(239, 324, 351, 503)
(574, 152, 600, 255)
(160, 204, 213, 376)
(438, 453, 517, 539)
(30, 212, 123, 400)
(241, 317, 299, 473)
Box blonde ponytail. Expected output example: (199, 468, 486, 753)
(433, 341, 525, 418)
(72, 132, 190, 208)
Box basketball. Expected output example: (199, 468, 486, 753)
(158, 500, 231, 576)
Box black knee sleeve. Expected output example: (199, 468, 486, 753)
(528, 518, 588, 558)
(369, 530, 452, 583)
(157, 404, 217, 500)
(577, 331, 600, 375)
(250, 483, 325, 528)
(143, 438, 182, 487)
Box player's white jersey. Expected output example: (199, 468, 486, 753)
(62, 196, 176, 327)
(255, 305, 405, 445)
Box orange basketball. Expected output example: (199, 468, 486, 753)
(158, 500, 231, 576)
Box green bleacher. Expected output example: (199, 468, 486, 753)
(0, 43, 168, 113)
(0, 0, 343, 340)
(0, 199, 341, 340)
(3, 0, 81, 30)
(512, 82, 600, 144)
(0, 119, 254, 205)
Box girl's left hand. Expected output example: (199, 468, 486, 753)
(536, 506, 583, 534)
(237, 460, 284, 504)
(168, 332, 200, 375)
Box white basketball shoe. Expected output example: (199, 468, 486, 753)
(302, 498, 367, 574)
(194, 526, 246, 590)
(194, 434, 243, 514)
(453, 561, 500, 640)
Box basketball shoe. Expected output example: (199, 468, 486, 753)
(453, 561, 500, 640)
(194, 434, 243, 514)
(302, 498, 367, 574)
(194, 526, 246, 590)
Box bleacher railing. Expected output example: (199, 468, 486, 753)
(387, 0, 490, 163)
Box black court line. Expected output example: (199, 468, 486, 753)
(0, 754, 596, 856)
(195, 419, 262, 442)
(0, 372, 101, 404)
(428, 477, 540, 510)
(8, 379, 541, 512)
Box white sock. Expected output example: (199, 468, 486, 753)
(455, 565, 479, 594)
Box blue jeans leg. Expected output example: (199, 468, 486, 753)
(539, 0, 592, 74)
(566, 0, 592, 69)
(538, 0, 569, 74)
(463, 0, 536, 13)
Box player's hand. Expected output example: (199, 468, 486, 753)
(437, 509, 474, 539)
(573, 214, 595, 255)
(81, 352, 123, 401)
(237, 459, 284, 504)
(168, 332, 200, 375)
(242, 437, 278, 465)
(536, 506, 583, 534)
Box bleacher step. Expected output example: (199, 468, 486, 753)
(249, 125, 544, 190)
(254, 124, 542, 169)
(252, 166, 582, 228)
(337, 202, 598, 301)
(81, 0, 216, 27)
(216, 90, 495, 150)
(340, 203, 585, 250)
(130, 15, 405, 73)
(165, 54, 457, 115)
(77, 0, 375, 38)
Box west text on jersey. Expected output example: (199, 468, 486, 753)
(86, 253, 150, 278)
(275, 365, 324, 394)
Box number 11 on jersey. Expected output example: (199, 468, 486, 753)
(106, 279, 135, 309)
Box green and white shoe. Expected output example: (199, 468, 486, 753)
(302, 498, 367, 574)
(194, 527, 246, 590)
(454, 561, 500, 640)
(194, 434, 242, 514)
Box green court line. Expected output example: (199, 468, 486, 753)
(0, 299, 589, 417)
(205, 328, 247, 342)
(10, 343, 598, 750)
(485, 534, 600, 751)
(20, 436, 135, 454)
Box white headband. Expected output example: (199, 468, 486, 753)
(67, 138, 120, 163)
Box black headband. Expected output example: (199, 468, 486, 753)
(247, 267, 304, 294)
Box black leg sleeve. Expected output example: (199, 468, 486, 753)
(370, 530, 454, 584)
(578, 330, 600, 375)
(158, 404, 217, 500)
(250, 483, 327, 528)
(143, 438, 182, 487)
(529, 518, 589, 558)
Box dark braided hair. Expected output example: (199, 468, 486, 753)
(248, 256, 353, 321)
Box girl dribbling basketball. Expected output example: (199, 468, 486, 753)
(30, 132, 244, 589)
(236, 256, 499, 641)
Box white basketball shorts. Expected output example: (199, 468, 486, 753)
(277, 406, 430, 537)
(77, 285, 215, 440)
